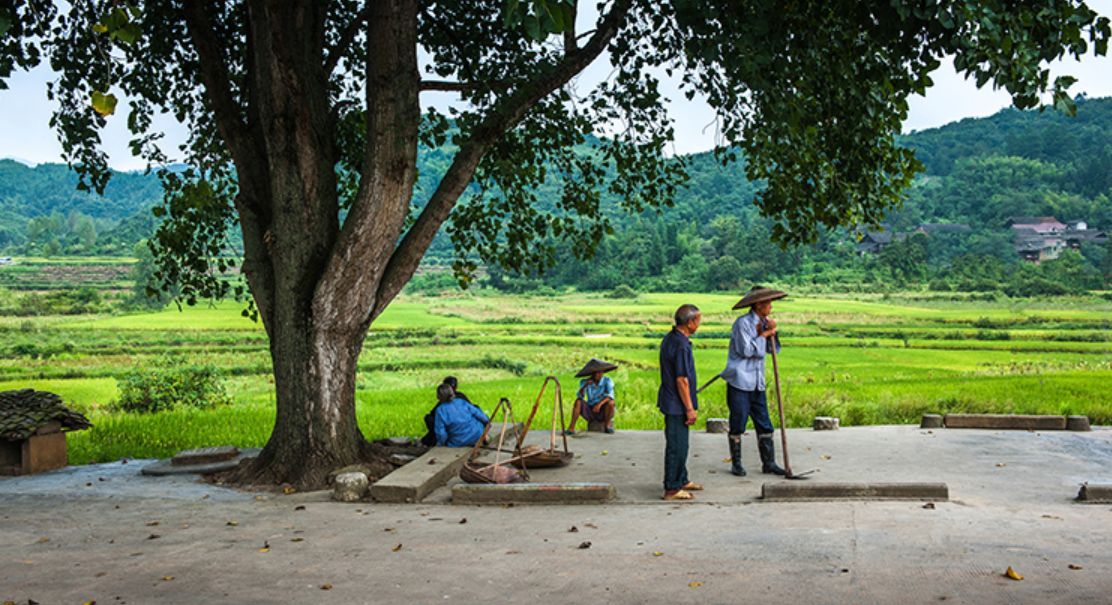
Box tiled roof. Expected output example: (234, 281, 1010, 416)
(0, 389, 92, 441)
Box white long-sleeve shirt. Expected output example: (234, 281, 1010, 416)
(721, 310, 780, 392)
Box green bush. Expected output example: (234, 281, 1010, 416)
(115, 358, 232, 413)
(607, 284, 638, 299)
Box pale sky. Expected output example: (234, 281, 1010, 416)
(1, 2, 1110, 171)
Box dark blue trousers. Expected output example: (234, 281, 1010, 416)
(726, 384, 775, 435)
(662, 414, 690, 491)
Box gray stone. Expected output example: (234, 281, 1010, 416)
(943, 414, 1066, 430)
(370, 446, 471, 503)
(171, 446, 240, 466)
(1066, 416, 1091, 432)
(705, 418, 728, 434)
(141, 448, 260, 476)
(452, 482, 616, 504)
(812, 417, 840, 431)
(919, 414, 943, 429)
(761, 482, 949, 502)
(1076, 483, 1112, 503)
(587, 420, 607, 433)
(383, 437, 415, 447)
(332, 472, 369, 502)
(388, 453, 417, 466)
(328, 464, 370, 483)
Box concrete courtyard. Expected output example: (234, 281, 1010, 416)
(3, 425, 1111, 604)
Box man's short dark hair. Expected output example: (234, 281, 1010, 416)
(674, 304, 701, 326)
(437, 383, 455, 403)
(443, 376, 459, 389)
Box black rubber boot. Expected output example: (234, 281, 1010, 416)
(728, 434, 747, 477)
(758, 433, 785, 475)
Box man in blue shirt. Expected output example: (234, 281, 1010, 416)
(657, 304, 704, 501)
(565, 358, 618, 434)
(434, 383, 490, 447)
(721, 285, 787, 477)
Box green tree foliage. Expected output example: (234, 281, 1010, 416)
(5, 0, 1107, 487)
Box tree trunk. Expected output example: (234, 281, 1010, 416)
(234, 301, 371, 489)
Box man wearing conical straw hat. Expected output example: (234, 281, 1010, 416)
(722, 285, 787, 477)
(565, 358, 619, 435)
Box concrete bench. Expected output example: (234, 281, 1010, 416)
(452, 482, 616, 504)
(369, 446, 471, 503)
(943, 414, 1067, 430)
(761, 482, 949, 502)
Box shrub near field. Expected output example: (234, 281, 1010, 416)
(0, 292, 1108, 464)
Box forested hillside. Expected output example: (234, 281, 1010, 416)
(2, 97, 1110, 293)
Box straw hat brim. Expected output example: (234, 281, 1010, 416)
(575, 359, 619, 377)
(732, 288, 788, 310)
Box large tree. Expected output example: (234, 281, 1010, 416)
(2, 0, 1107, 487)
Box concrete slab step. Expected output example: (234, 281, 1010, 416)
(369, 446, 470, 503)
(943, 414, 1067, 430)
(1076, 483, 1112, 503)
(141, 448, 260, 476)
(452, 482, 616, 505)
(761, 481, 949, 502)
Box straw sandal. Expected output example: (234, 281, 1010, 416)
(662, 489, 695, 501)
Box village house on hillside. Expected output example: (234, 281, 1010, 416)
(1007, 216, 1107, 262)
(856, 223, 969, 255)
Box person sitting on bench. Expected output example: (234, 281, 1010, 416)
(433, 383, 490, 447)
(565, 358, 619, 434)
(421, 376, 480, 447)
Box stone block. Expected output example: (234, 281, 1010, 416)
(332, 472, 369, 502)
(1076, 483, 1112, 503)
(705, 418, 728, 434)
(172, 445, 240, 466)
(761, 482, 949, 502)
(587, 420, 607, 433)
(452, 482, 615, 505)
(1066, 416, 1091, 432)
(943, 414, 1066, 430)
(812, 417, 840, 431)
(919, 414, 943, 429)
(370, 446, 471, 503)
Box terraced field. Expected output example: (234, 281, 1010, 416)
(1, 291, 1109, 464)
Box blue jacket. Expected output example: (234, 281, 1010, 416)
(434, 397, 489, 447)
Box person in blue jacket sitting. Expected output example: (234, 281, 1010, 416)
(433, 383, 490, 447)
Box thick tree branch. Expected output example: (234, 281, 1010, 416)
(324, 5, 370, 75)
(420, 79, 481, 92)
(182, 2, 254, 179)
(563, 3, 578, 56)
(372, 0, 633, 318)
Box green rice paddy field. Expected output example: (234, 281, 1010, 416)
(2, 291, 1110, 464)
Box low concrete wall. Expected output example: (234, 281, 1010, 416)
(761, 482, 948, 502)
(943, 414, 1067, 430)
(452, 482, 616, 504)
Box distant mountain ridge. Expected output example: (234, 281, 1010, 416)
(1, 96, 1110, 255)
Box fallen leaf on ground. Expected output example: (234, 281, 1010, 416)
(585, 523, 598, 529)
(392, 543, 403, 552)
(922, 503, 935, 510)
(721, 457, 731, 463)
(1041, 514, 1061, 520)
(162, 576, 174, 581)
(689, 581, 703, 588)
(820, 454, 831, 460)
(282, 485, 296, 495)
(147, 534, 161, 540)
(1004, 566, 1024, 581)
(82, 601, 96, 605)
(145, 521, 160, 526)
(578, 541, 592, 549)
(320, 583, 333, 590)
(294, 505, 306, 511)
(996, 463, 1006, 468)
(258, 540, 270, 553)
(384, 528, 396, 532)
(290, 537, 304, 542)
(1068, 564, 1083, 570)
(427, 458, 437, 464)
(505, 550, 522, 555)
(653, 552, 664, 557)
(601, 450, 608, 455)
(568, 526, 579, 533)
(458, 518, 468, 524)
(254, 495, 267, 501)
(258, 548, 269, 553)
(37, 537, 49, 543)
(226, 521, 238, 527)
